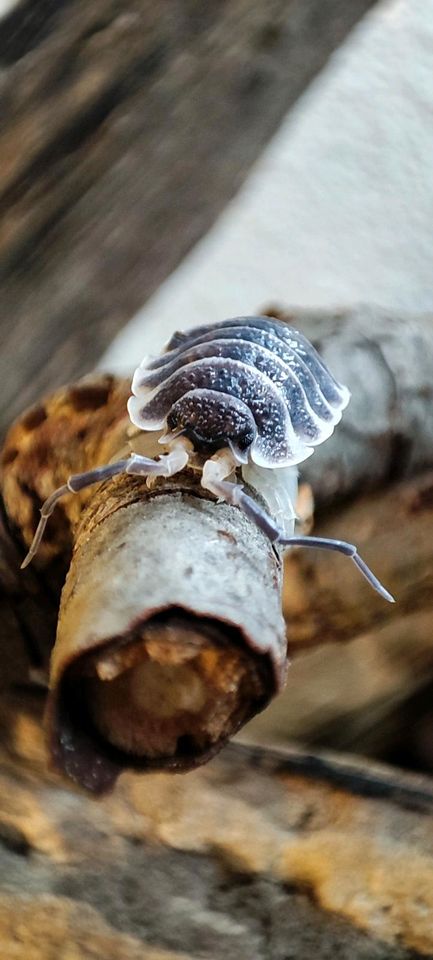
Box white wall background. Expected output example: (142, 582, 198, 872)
(101, 0, 433, 370)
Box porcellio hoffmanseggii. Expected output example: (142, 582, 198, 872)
(21, 315, 394, 602)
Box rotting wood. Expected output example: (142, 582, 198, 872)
(0, 0, 380, 435)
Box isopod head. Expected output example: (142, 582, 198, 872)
(166, 388, 258, 459)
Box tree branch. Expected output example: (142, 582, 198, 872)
(0, 374, 286, 791)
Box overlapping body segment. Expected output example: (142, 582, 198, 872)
(133, 338, 334, 445)
(130, 315, 350, 466)
(144, 324, 337, 423)
(128, 356, 310, 466)
(165, 315, 350, 410)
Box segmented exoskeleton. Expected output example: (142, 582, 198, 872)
(21, 316, 393, 602)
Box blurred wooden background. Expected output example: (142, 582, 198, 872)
(0, 0, 378, 434)
(3, 2, 433, 957)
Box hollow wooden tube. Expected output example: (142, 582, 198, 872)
(0, 374, 287, 792)
(47, 478, 286, 794)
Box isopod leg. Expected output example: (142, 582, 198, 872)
(20, 459, 130, 569)
(20, 447, 190, 569)
(20, 483, 72, 570)
(126, 446, 189, 478)
(203, 471, 394, 603)
(278, 534, 395, 603)
(203, 475, 281, 542)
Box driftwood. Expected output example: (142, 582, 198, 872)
(0, 0, 379, 435)
(0, 692, 432, 959)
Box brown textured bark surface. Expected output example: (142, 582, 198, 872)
(0, 696, 432, 959)
(1, 374, 131, 569)
(0, 0, 379, 435)
(0, 374, 132, 685)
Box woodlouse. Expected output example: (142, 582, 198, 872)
(21, 316, 393, 602)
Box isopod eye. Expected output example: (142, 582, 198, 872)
(167, 389, 257, 455)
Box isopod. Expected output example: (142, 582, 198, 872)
(21, 315, 394, 603)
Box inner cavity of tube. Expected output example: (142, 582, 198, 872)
(69, 614, 272, 762)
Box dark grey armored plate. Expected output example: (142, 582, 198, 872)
(129, 357, 307, 466)
(129, 317, 350, 468)
(165, 316, 350, 409)
(134, 338, 333, 445)
(166, 389, 258, 459)
(145, 324, 336, 423)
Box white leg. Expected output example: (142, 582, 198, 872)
(201, 455, 394, 603)
(21, 446, 189, 569)
(126, 444, 189, 478)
